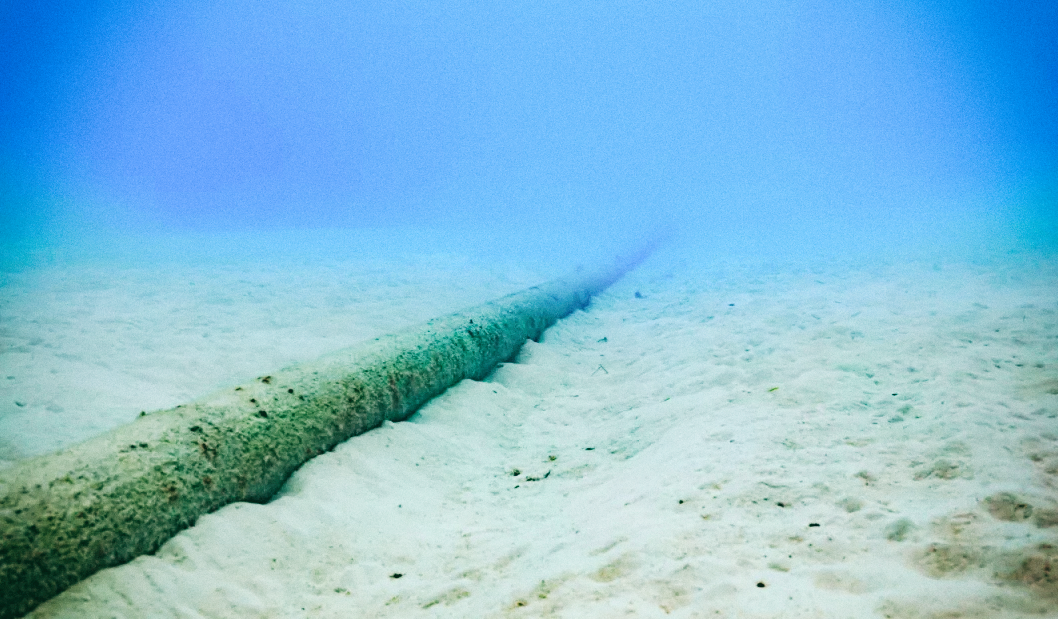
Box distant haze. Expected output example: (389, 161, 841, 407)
(2, 0, 1055, 265)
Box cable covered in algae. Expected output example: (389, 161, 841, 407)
(0, 245, 656, 619)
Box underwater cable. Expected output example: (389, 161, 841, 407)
(0, 243, 657, 619)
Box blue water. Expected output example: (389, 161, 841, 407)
(2, 0, 1055, 270)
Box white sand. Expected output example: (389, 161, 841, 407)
(5, 244, 1058, 617)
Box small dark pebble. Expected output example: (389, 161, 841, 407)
(258, 410, 268, 418)
(260, 376, 272, 384)
(678, 500, 684, 504)
(777, 502, 785, 507)
(756, 581, 766, 588)
(287, 388, 294, 394)
(808, 523, 820, 527)
(189, 425, 202, 433)
(585, 447, 595, 451)
(390, 573, 403, 579)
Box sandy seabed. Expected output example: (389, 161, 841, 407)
(3, 243, 1057, 618)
